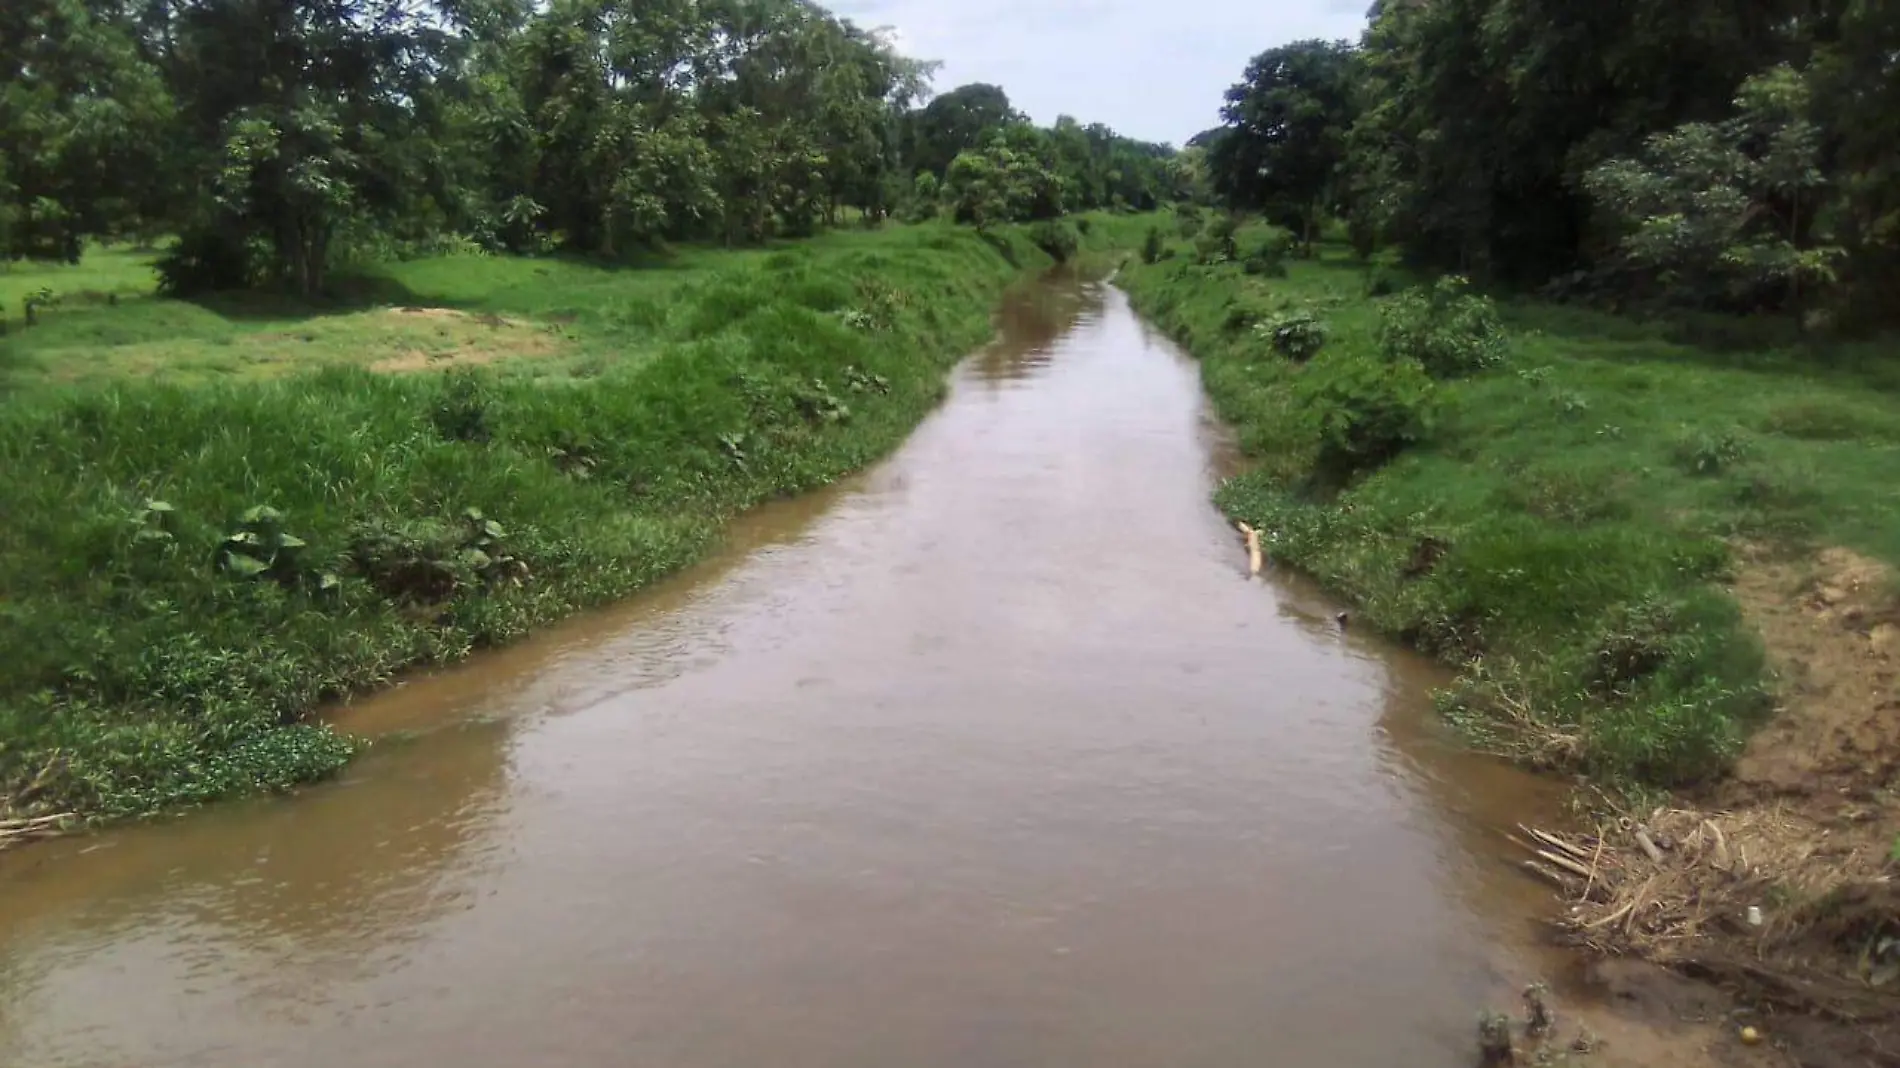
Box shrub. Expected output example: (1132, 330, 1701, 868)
(1028, 219, 1080, 262)
(1221, 295, 1274, 333)
(1672, 427, 1752, 475)
(1193, 215, 1241, 266)
(1140, 226, 1165, 265)
(1260, 312, 1327, 361)
(1379, 276, 1509, 377)
(1297, 352, 1436, 477)
(1241, 227, 1295, 277)
(1176, 205, 1204, 239)
(1074, 217, 1092, 235)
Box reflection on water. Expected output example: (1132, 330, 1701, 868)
(0, 271, 1569, 1068)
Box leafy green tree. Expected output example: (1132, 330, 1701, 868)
(1346, 0, 1805, 283)
(0, 0, 174, 261)
(1807, 1, 1900, 322)
(944, 126, 1066, 227)
(909, 170, 941, 219)
(1585, 66, 1838, 311)
(1209, 39, 1357, 252)
(1168, 144, 1214, 205)
(0, 0, 1173, 291)
(158, 0, 452, 294)
(907, 83, 1018, 178)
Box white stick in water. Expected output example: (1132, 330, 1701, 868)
(1238, 523, 1263, 577)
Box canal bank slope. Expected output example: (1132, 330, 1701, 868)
(0, 218, 1151, 829)
(1111, 219, 1900, 1061)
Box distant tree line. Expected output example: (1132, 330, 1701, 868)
(0, 0, 1176, 295)
(1200, 1, 1900, 326)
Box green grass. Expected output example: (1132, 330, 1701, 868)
(1117, 220, 1900, 789)
(0, 218, 1131, 821)
(0, 246, 162, 312)
(1, 230, 1068, 391)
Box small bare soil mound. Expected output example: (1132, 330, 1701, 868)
(366, 306, 560, 373)
(1524, 546, 1900, 1065)
(1732, 546, 1900, 797)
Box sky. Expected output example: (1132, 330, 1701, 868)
(828, 0, 1372, 147)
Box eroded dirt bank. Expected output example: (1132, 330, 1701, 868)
(1529, 545, 1900, 1066)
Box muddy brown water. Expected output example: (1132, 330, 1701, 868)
(0, 274, 1577, 1067)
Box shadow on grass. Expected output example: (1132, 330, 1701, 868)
(1500, 298, 1900, 395)
(184, 272, 436, 322)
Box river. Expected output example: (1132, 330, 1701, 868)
(0, 272, 1577, 1067)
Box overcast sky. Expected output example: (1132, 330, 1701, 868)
(829, 0, 1372, 146)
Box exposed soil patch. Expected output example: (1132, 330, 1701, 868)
(1525, 546, 1900, 1065)
(1731, 546, 1900, 799)
(36, 305, 570, 384)
(367, 306, 561, 373)
(1566, 959, 1785, 1068)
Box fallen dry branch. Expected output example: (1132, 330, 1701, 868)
(1520, 805, 1900, 1021)
(0, 812, 77, 852)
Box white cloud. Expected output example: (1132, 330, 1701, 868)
(829, 0, 1369, 144)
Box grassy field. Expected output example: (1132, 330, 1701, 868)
(0, 235, 1024, 390)
(0, 217, 1149, 821)
(1117, 219, 1900, 790)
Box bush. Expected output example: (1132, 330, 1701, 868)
(1241, 227, 1295, 277)
(1672, 427, 1752, 475)
(1297, 352, 1436, 477)
(1221, 295, 1271, 332)
(1176, 205, 1204, 239)
(1260, 312, 1327, 361)
(1028, 219, 1079, 262)
(1193, 215, 1240, 265)
(1379, 276, 1509, 377)
(1140, 226, 1165, 265)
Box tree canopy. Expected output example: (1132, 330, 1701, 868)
(1208, 39, 1355, 249)
(0, 0, 1174, 295)
(1200, 0, 1900, 323)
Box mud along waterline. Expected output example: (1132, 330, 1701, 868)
(0, 274, 1570, 1068)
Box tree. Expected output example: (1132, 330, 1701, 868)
(907, 83, 1018, 178)
(1807, 0, 1900, 323)
(1586, 65, 1838, 311)
(158, 0, 453, 294)
(0, 0, 174, 261)
(1345, 0, 1806, 283)
(1208, 39, 1357, 251)
(0, 0, 1175, 293)
(944, 127, 1065, 227)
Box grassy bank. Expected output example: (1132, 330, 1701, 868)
(0, 220, 1135, 822)
(1116, 220, 1900, 790)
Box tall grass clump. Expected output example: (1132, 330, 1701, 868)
(0, 221, 1053, 820)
